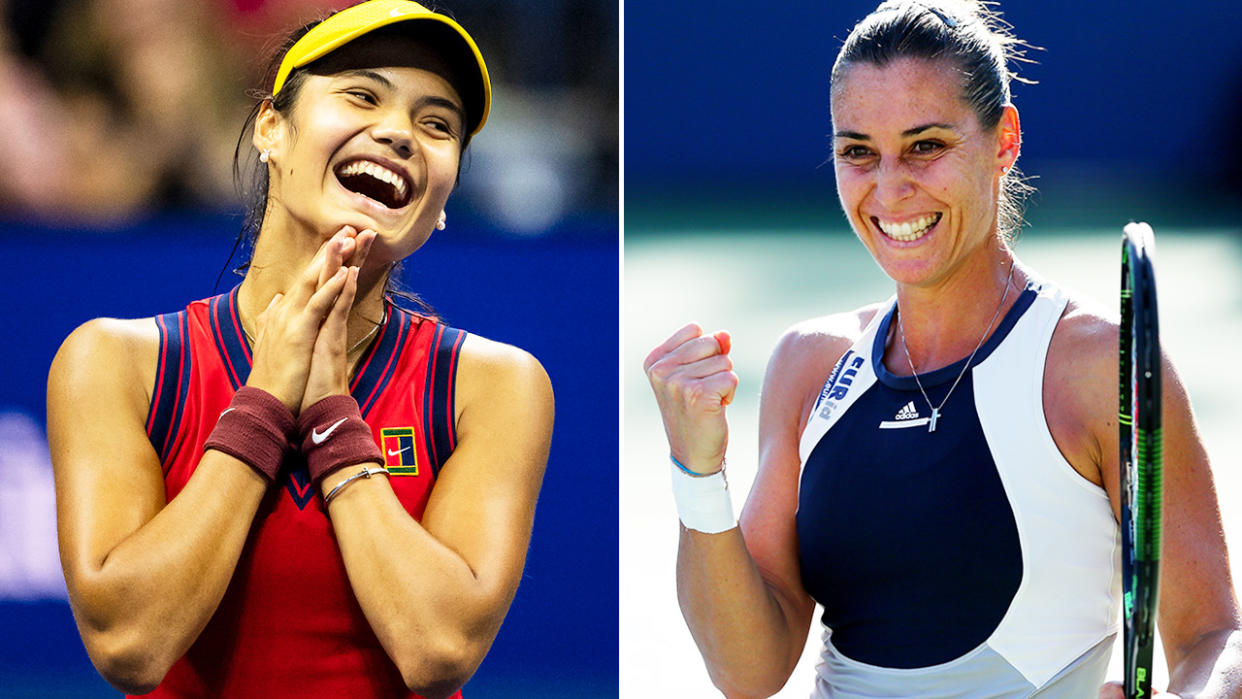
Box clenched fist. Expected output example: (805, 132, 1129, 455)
(644, 323, 739, 474)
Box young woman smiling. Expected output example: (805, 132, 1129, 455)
(47, 2, 553, 697)
(644, 1, 1240, 697)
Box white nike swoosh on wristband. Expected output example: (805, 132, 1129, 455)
(311, 418, 349, 445)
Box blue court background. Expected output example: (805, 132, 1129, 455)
(0, 212, 617, 697)
(627, 0, 1242, 221)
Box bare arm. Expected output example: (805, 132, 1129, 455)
(647, 321, 851, 697)
(1048, 307, 1241, 698)
(317, 337, 553, 699)
(1148, 358, 1241, 698)
(49, 318, 269, 694)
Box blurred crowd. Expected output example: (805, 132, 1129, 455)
(0, 0, 617, 232)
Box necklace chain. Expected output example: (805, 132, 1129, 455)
(896, 262, 1016, 433)
(243, 308, 387, 356)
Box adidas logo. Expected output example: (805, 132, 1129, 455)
(879, 401, 931, 430)
(894, 401, 919, 420)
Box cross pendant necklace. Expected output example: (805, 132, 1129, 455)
(897, 262, 1015, 434)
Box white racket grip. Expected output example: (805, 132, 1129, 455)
(670, 459, 737, 534)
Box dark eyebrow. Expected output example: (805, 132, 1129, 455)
(902, 122, 953, 137)
(834, 130, 869, 141)
(417, 95, 466, 130)
(339, 69, 394, 90)
(833, 123, 956, 140)
(419, 95, 464, 116)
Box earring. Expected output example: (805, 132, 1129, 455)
(259, 150, 270, 163)
(1001, 165, 1010, 175)
(436, 211, 447, 231)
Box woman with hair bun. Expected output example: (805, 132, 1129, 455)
(644, 1, 1241, 696)
(47, 2, 553, 697)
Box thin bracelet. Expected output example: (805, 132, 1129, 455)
(323, 466, 390, 506)
(670, 454, 725, 478)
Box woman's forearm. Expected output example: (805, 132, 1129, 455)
(323, 474, 517, 699)
(67, 452, 267, 693)
(677, 527, 807, 699)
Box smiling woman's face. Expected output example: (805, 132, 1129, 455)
(255, 33, 466, 264)
(831, 57, 1018, 289)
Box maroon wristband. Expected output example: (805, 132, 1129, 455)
(297, 395, 382, 485)
(203, 386, 296, 482)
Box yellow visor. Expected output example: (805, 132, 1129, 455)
(272, 0, 491, 136)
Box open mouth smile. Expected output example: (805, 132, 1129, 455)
(873, 212, 942, 242)
(334, 157, 414, 210)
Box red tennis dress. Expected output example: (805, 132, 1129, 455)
(142, 286, 465, 698)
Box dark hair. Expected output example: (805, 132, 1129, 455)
(831, 0, 1037, 240)
(223, 12, 476, 318)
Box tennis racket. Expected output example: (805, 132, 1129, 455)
(1119, 221, 1163, 699)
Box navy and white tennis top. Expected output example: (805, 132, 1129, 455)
(796, 281, 1121, 697)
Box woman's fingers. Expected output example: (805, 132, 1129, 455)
(680, 352, 733, 380)
(325, 266, 359, 339)
(299, 266, 359, 413)
(346, 229, 377, 270)
(311, 266, 355, 353)
(645, 325, 738, 472)
(254, 292, 283, 334)
(306, 266, 349, 318)
(646, 327, 733, 395)
(317, 238, 345, 289)
(653, 359, 738, 412)
(290, 227, 353, 301)
(314, 227, 356, 289)
(644, 322, 703, 371)
(649, 334, 732, 383)
(245, 229, 358, 414)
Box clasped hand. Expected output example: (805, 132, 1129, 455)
(246, 226, 377, 415)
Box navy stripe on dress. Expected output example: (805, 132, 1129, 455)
(209, 289, 251, 390)
(426, 325, 465, 478)
(353, 304, 410, 417)
(147, 310, 192, 468)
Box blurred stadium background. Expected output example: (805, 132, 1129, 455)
(0, 0, 616, 696)
(624, 1, 1242, 697)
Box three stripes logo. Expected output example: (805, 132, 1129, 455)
(878, 401, 931, 430)
(381, 427, 419, 475)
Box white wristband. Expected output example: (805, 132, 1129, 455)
(670, 457, 737, 534)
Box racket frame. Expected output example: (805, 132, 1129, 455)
(1119, 221, 1163, 699)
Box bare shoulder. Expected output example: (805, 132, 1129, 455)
(455, 333, 552, 398)
(423, 333, 552, 531)
(1046, 293, 1120, 422)
(54, 316, 160, 364)
(453, 333, 554, 439)
(1048, 293, 1119, 368)
(1043, 291, 1121, 487)
(48, 316, 165, 514)
(49, 317, 160, 411)
(763, 303, 886, 428)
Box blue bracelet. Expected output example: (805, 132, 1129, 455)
(670, 454, 724, 478)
